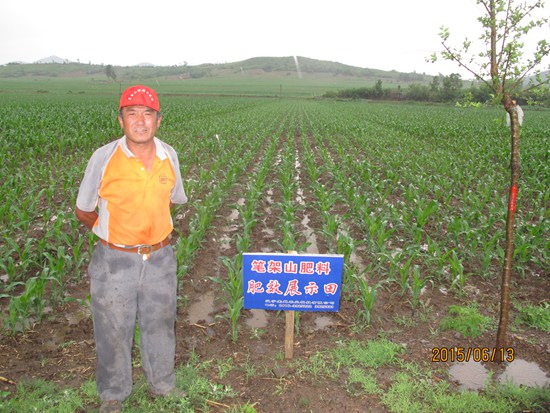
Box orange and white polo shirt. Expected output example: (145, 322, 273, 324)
(76, 136, 187, 246)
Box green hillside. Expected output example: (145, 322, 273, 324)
(0, 56, 433, 98)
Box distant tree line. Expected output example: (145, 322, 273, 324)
(324, 73, 550, 107)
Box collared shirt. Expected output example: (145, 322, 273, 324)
(76, 136, 187, 245)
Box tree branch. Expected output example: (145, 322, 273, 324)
(440, 42, 489, 86)
(521, 76, 550, 94)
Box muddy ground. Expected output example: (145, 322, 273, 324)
(1, 134, 549, 412)
(1, 197, 549, 413)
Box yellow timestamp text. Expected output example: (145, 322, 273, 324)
(431, 347, 515, 363)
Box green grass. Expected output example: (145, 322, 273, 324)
(346, 367, 381, 395)
(1, 379, 97, 413)
(0, 353, 244, 413)
(381, 370, 550, 413)
(2, 338, 549, 412)
(331, 338, 406, 368)
(440, 304, 493, 338)
(290, 338, 550, 412)
(515, 302, 550, 332)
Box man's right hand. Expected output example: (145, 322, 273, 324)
(75, 207, 98, 230)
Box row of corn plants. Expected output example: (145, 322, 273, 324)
(209, 102, 292, 341)
(168, 98, 284, 280)
(215, 124, 282, 342)
(0, 95, 276, 333)
(1, 95, 548, 335)
(298, 118, 380, 324)
(1, 96, 120, 333)
(302, 101, 547, 301)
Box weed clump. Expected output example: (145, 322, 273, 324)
(440, 304, 491, 338)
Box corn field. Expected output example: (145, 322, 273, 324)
(0, 94, 548, 335)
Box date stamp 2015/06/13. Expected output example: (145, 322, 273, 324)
(431, 347, 515, 363)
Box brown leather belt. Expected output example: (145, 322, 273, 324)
(99, 236, 171, 255)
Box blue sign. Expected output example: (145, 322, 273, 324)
(243, 253, 344, 312)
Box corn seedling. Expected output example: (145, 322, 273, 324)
(354, 275, 379, 325)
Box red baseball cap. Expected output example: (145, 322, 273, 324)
(119, 85, 160, 112)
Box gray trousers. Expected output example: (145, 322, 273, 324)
(89, 242, 177, 402)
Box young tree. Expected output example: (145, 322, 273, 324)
(432, 0, 549, 360)
(441, 73, 464, 101)
(105, 64, 117, 83)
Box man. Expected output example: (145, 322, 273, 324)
(76, 85, 187, 413)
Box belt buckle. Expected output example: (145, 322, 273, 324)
(137, 244, 153, 255)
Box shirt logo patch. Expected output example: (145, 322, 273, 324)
(159, 174, 168, 184)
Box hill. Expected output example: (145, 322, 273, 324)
(0, 56, 441, 98)
(0, 55, 432, 84)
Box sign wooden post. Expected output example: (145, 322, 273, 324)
(285, 310, 295, 359)
(285, 251, 297, 359)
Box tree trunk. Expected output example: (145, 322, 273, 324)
(495, 103, 520, 360)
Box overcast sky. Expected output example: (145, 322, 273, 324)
(1, 0, 548, 77)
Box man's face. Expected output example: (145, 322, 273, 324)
(118, 106, 162, 146)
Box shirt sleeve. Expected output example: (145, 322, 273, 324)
(164, 143, 188, 205)
(76, 141, 118, 212)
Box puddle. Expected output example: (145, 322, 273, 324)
(350, 246, 366, 273)
(246, 309, 268, 329)
(301, 214, 319, 254)
(296, 188, 305, 205)
(262, 227, 275, 237)
(186, 291, 215, 324)
(305, 235, 319, 253)
(227, 198, 245, 222)
(41, 329, 67, 352)
(313, 315, 334, 331)
(228, 209, 240, 222)
(449, 360, 489, 390)
(218, 234, 232, 251)
(65, 308, 91, 326)
(266, 189, 274, 204)
(499, 359, 550, 387)
(221, 223, 239, 233)
(449, 358, 549, 391)
(338, 227, 366, 273)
